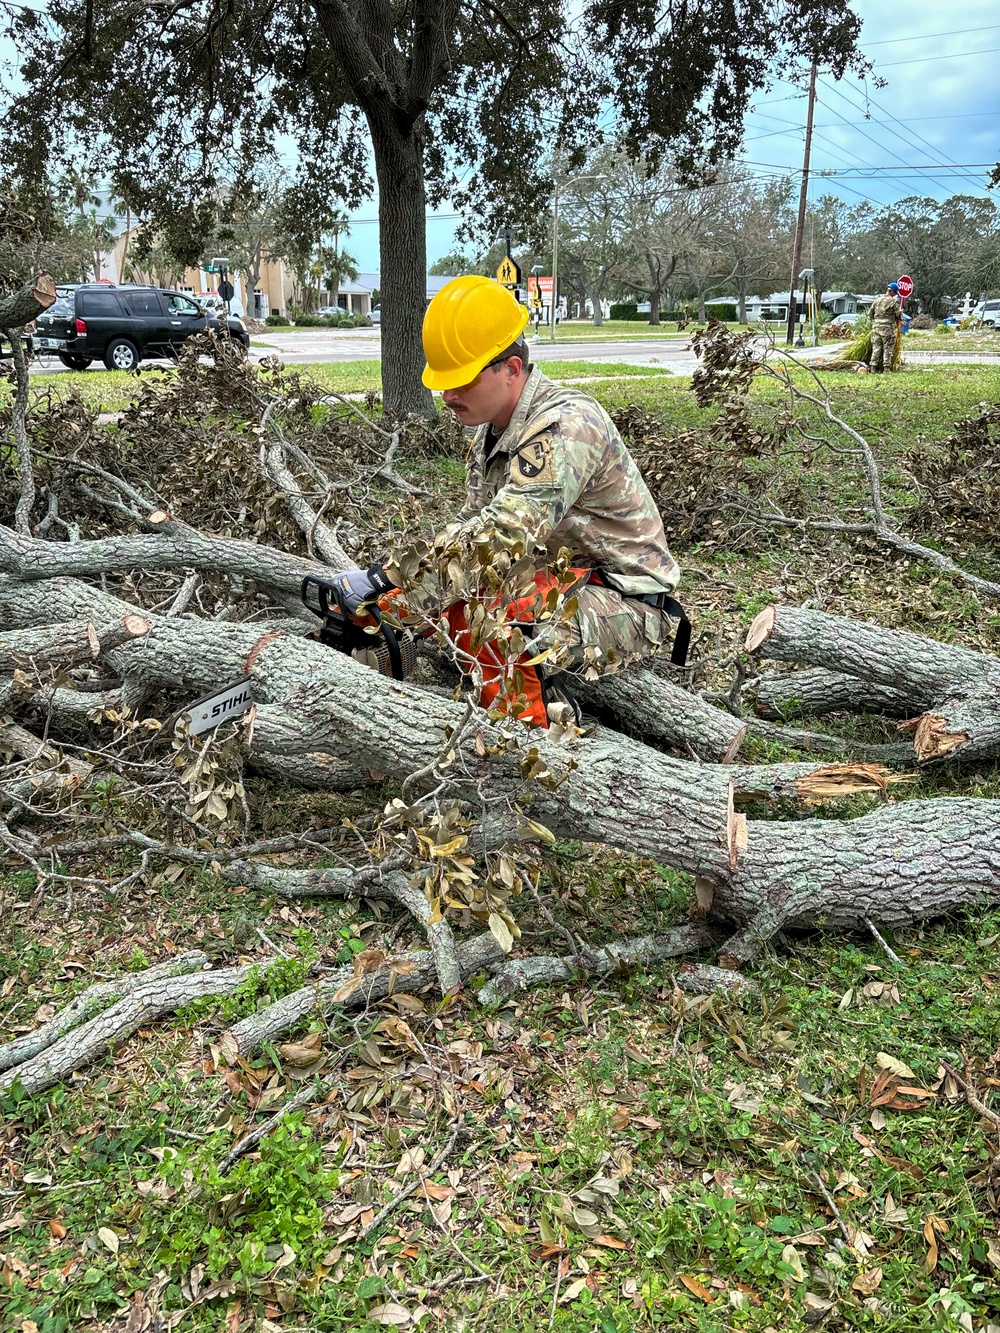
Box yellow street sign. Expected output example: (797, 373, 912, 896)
(496, 255, 521, 288)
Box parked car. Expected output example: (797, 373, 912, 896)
(972, 299, 1000, 327)
(370, 305, 381, 325)
(33, 283, 249, 371)
(316, 305, 342, 317)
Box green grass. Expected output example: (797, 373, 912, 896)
(18, 358, 676, 412)
(5, 862, 1000, 1332)
(903, 331, 1000, 352)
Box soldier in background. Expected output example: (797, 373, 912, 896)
(869, 282, 902, 373)
(331, 276, 688, 727)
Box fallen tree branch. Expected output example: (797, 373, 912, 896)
(747, 603, 1000, 766)
(224, 860, 462, 993)
(223, 933, 505, 1058)
(940, 1060, 1000, 1132)
(476, 926, 716, 1003)
(0, 950, 209, 1073)
(576, 668, 747, 761)
(0, 955, 268, 1096)
(361, 1129, 459, 1239)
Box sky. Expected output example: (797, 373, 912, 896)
(2, 0, 998, 274)
(400, 0, 1000, 275)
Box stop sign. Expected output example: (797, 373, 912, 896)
(897, 274, 913, 300)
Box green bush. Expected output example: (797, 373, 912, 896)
(294, 312, 324, 327)
(609, 302, 642, 321)
(707, 302, 737, 322)
(265, 313, 289, 326)
(935, 322, 956, 335)
(355, 314, 372, 328)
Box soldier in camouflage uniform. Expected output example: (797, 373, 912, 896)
(331, 276, 685, 725)
(869, 283, 902, 373)
(446, 360, 681, 678)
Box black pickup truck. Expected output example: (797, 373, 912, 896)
(33, 283, 250, 371)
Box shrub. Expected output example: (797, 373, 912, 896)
(355, 314, 372, 328)
(707, 303, 737, 322)
(265, 313, 289, 326)
(910, 313, 934, 330)
(294, 312, 324, 327)
(936, 322, 956, 335)
(610, 302, 641, 321)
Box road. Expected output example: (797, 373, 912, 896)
(35, 327, 970, 377)
(248, 329, 703, 372)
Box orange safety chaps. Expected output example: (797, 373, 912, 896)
(379, 570, 586, 729)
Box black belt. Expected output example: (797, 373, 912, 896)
(631, 591, 691, 666)
(592, 569, 691, 666)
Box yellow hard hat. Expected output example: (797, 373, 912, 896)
(422, 275, 530, 390)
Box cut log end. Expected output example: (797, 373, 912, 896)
(147, 509, 173, 526)
(122, 614, 152, 639)
(33, 273, 57, 309)
(745, 604, 777, 653)
(898, 713, 969, 763)
(726, 776, 748, 868)
(721, 723, 748, 764)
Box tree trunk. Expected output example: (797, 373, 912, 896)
(747, 603, 1000, 766)
(370, 108, 435, 419)
(737, 264, 747, 324)
(646, 251, 661, 325)
(589, 278, 605, 327)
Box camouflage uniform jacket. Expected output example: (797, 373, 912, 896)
(870, 294, 901, 332)
(454, 368, 680, 596)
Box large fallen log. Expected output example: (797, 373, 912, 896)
(747, 603, 1000, 765)
(2, 570, 997, 972)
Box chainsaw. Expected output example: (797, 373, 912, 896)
(301, 574, 417, 680)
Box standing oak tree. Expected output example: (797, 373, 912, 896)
(0, 0, 866, 415)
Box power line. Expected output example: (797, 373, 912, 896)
(875, 44, 1000, 69)
(818, 77, 989, 196)
(864, 22, 1000, 45)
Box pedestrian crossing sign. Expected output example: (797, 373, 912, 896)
(496, 256, 521, 288)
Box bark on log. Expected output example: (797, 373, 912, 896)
(756, 667, 918, 721)
(477, 926, 716, 1003)
(0, 273, 56, 329)
(676, 963, 761, 997)
(747, 604, 1000, 766)
(0, 615, 149, 672)
(0, 951, 208, 1073)
(0, 518, 331, 598)
(0, 958, 269, 1096)
(223, 933, 505, 1058)
(576, 669, 747, 761)
(2, 571, 998, 971)
(225, 861, 462, 993)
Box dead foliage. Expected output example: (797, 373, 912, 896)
(903, 402, 1000, 553)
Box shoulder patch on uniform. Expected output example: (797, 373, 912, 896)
(512, 434, 558, 484)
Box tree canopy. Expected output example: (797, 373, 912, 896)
(1, 0, 866, 412)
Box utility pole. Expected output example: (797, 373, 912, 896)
(550, 179, 560, 341)
(785, 59, 818, 346)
